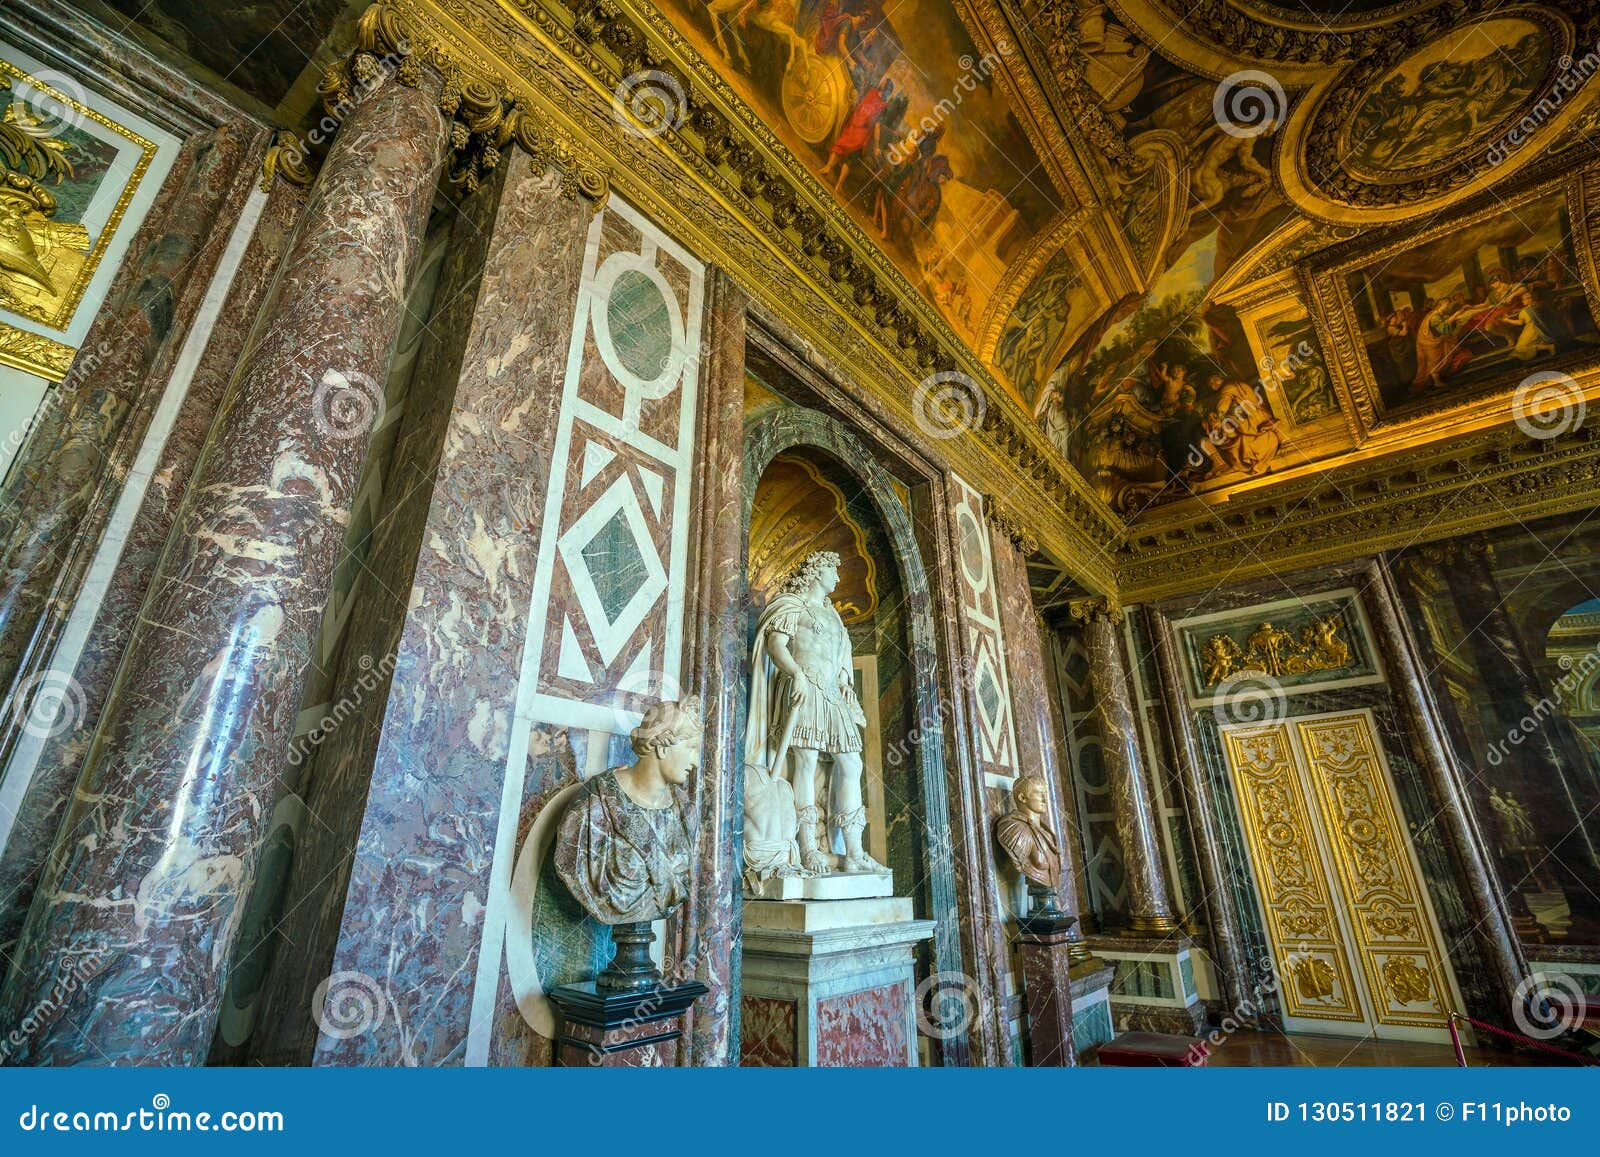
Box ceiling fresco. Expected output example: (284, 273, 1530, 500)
(654, 0, 1073, 349)
(80, 0, 1600, 528)
(631, 0, 1600, 514)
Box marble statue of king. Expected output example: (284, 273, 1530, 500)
(744, 550, 887, 880)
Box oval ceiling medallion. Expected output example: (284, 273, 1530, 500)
(1278, 5, 1598, 223)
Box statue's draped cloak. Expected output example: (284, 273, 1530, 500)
(554, 770, 694, 925)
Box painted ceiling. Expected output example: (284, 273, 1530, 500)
(97, 0, 1600, 524)
(648, 0, 1600, 515)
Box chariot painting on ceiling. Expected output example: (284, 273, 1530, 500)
(658, 0, 1065, 349)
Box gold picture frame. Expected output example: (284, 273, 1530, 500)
(1305, 166, 1600, 446)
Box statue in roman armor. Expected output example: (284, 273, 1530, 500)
(743, 550, 886, 879)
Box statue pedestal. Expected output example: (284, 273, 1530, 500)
(739, 897, 935, 1067)
(1086, 933, 1208, 1036)
(745, 869, 893, 901)
(1013, 912, 1080, 1066)
(546, 980, 709, 1067)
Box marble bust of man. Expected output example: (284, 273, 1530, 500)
(555, 698, 702, 925)
(994, 775, 1061, 892)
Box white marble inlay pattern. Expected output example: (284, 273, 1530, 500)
(950, 474, 1017, 772)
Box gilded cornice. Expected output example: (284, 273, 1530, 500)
(1116, 424, 1600, 602)
(375, 0, 1123, 593)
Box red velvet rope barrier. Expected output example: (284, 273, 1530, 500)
(1448, 1011, 1599, 1065)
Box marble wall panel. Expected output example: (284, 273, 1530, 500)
(814, 981, 911, 1067)
(739, 995, 798, 1066)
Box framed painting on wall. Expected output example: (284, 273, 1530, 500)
(1306, 170, 1600, 441)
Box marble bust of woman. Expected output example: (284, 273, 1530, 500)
(555, 698, 702, 925)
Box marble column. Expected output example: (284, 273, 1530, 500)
(1368, 560, 1529, 1023)
(0, 171, 305, 965)
(0, 124, 263, 735)
(673, 269, 748, 1065)
(248, 149, 592, 1067)
(0, 69, 447, 1065)
(1147, 609, 1253, 1016)
(1068, 597, 1179, 937)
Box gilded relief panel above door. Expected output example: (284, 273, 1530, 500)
(1220, 723, 1365, 1025)
(1296, 714, 1454, 1032)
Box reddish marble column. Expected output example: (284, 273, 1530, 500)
(1069, 598, 1179, 936)
(0, 176, 306, 964)
(674, 268, 748, 1065)
(0, 72, 447, 1065)
(248, 150, 591, 1067)
(0, 124, 263, 730)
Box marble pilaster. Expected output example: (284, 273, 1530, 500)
(0, 70, 448, 1065)
(0, 175, 305, 964)
(672, 269, 748, 1065)
(1068, 598, 1179, 937)
(248, 148, 592, 1067)
(985, 510, 1091, 970)
(1147, 609, 1253, 1017)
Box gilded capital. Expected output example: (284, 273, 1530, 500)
(1067, 595, 1123, 626)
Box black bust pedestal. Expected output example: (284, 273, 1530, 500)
(547, 980, 710, 1067)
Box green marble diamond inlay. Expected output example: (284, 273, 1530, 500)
(581, 507, 650, 624)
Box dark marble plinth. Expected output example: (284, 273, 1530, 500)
(549, 981, 709, 1067)
(1015, 912, 1078, 1066)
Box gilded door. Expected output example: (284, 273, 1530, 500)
(1221, 709, 1463, 1041)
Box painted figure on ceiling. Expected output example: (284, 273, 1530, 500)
(821, 76, 896, 191)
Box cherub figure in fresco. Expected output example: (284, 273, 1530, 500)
(706, 0, 806, 73)
(1190, 131, 1271, 213)
(821, 76, 897, 192)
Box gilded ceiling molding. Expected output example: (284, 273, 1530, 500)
(378, 0, 1123, 592)
(1067, 595, 1123, 625)
(1117, 423, 1600, 601)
